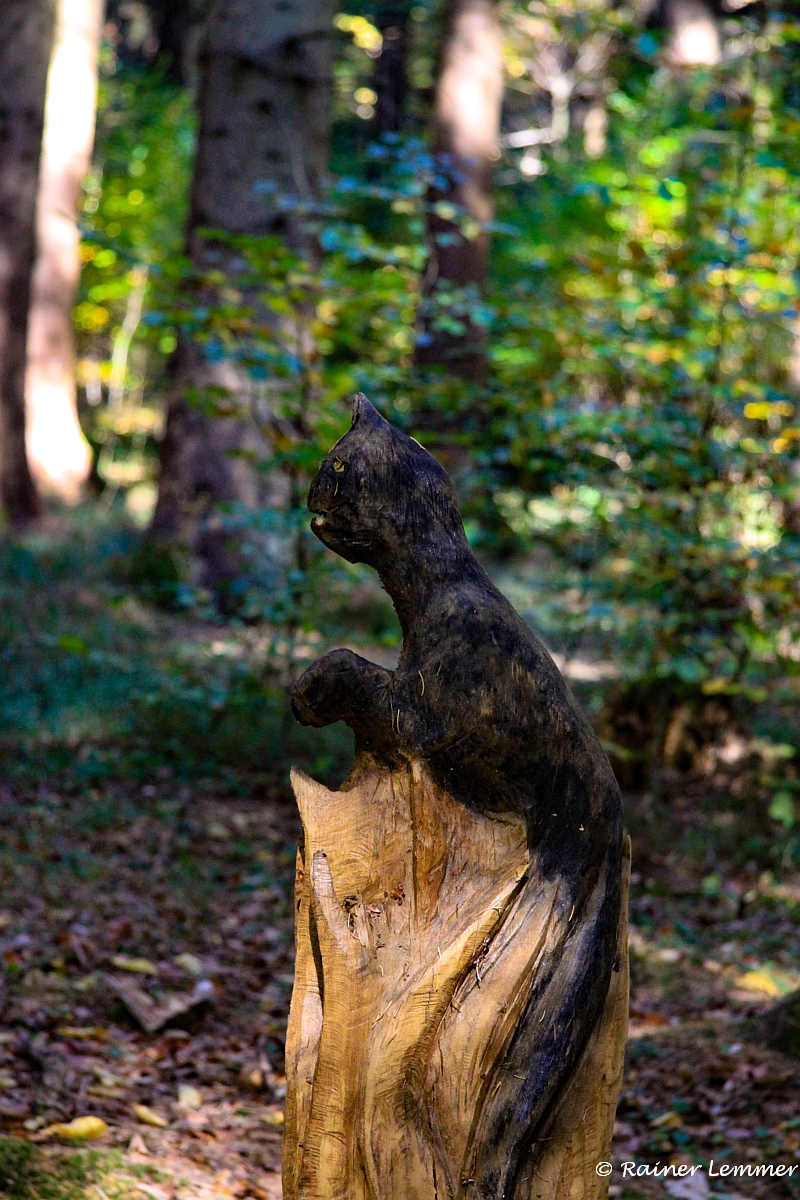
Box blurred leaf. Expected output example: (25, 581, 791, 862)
(109, 955, 157, 974)
(735, 971, 782, 997)
(40, 1116, 108, 1141)
(769, 792, 796, 829)
(132, 1104, 169, 1128)
(177, 1085, 203, 1110)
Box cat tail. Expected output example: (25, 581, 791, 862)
(463, 834, 623, 1200)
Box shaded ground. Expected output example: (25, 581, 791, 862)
(0, 779, 299, 1198)
(0, 521, 799, 1198)
(610, 859, 800, 1200)
(0, 773, 798, 1199)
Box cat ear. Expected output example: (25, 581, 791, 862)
(351, 393, 389, 431)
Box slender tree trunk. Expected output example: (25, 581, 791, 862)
(147, 0, 208, 86)
(151, 0, 334, 589)
(415, 0, 503, 382)
(0, 1, 57, 527)
(646, 0, 720, 66)
(156, 6, 192, 85)
(25, 0, 102, 506)
(665, 0, 720, 65)
(374, 2, 412, 136)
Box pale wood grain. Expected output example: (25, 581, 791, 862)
(283, 763, 628, 1200)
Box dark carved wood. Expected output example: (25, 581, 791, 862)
(284, 394, 627, 1200)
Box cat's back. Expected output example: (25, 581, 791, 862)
(426, 566, 577, 707)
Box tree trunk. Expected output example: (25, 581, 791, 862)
(25, 0, 101, 506)
(147, 0, 207, 85)
(151, 0, 334, 591)
(415, 0, 503, 382)
(0, 1, 57, 527)
(374, 2, 412, 136)
(666, 0, 720, 65)
(646, 0, 720, 66)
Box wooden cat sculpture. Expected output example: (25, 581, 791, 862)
(284, 394, 629, 1200)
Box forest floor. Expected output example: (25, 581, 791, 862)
(0, 521, 799, 1199)
(0, 774, 798, 1200)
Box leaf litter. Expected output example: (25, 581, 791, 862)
(609, 793, 800, 1200)
(0, 778, 298, 1198)
(0, 773, 798, 1198)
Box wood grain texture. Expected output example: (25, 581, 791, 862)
(283, 761, 629, 1200)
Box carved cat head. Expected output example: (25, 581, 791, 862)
(307, 394, 467, 566)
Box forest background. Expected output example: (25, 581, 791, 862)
(1, 0, 800, 1196)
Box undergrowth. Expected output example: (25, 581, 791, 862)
(2, 507, 799, 872)
(0, 511, 354, 793)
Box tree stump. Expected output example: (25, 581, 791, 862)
(284, 395, 629, 1200)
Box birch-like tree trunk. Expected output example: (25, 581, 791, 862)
(415, 0, 503, 382)
(25, 0, 102, 505)
(152, 0, 334, 590)
(0, 1, 57, 526)
(663, 0, 720, 66)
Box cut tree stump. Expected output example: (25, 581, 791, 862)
(283, 761, 629, 1200)
(284, 395, 629, 1200)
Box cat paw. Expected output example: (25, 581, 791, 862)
(291, 649, 360, 727)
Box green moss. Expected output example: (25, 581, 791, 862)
(0, 1139, 123, 1200)
(0, 1138, 35, 1199)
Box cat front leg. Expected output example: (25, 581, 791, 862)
(291, 649, 394, 731)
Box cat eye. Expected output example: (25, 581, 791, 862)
(333, 459, 346, 473)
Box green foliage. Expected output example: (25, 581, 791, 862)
(0, 1138, 34, 1199)
(485, 59, 800, 700)
(0, 1139, 110, 1200)
(75, 54, 195, 506)
(0, 522, 353, 791)
(161, 59, 800, 706)
(71, 11, 800, 826)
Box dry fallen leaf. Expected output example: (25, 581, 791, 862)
(248, 1176, 283, 1200)
(133, 1103, 169, 1128)
(650, 1110, 682, 1128)
(93, 1065, 122, 1088)
(261, 1108, 284, 1126)
(110, 955, 158, 975)
(632, 1012, 669, 1028)
(206, 821, 230, 840)
(41, 1115, 108, 1140)
(127, 1131, 149, 1156)
(106, 973, 214, 1033)
(56, 1026, 107, 1040)
(135, 1184, 171, 1200)
(0, 1100, 30, 1119)
(174, 952, 203, 975)
(734, 969, 782, 997)
(177, 1084, 203, 1109)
